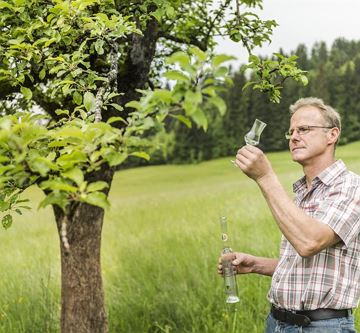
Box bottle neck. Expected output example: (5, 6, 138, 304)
(220, 217, 232, 253)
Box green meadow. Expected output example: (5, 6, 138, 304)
(1, 141, 360, 333)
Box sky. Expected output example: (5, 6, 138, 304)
(215, 0, 360, 68)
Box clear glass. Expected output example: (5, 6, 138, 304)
(230, 119, 267, 166)
(220, 216, 240, 304)
(244, 118, 267, 146)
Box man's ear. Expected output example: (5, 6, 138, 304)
(327, 127, 340, 145)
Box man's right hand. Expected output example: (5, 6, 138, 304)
(217, 252, 255, 275)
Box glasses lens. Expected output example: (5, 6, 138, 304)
(297, 126, 310, 135)
(285, 128, 294, 140)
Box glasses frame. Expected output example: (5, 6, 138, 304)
(285, 125, 334, 140)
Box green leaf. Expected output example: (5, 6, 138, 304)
(152, 89, 173, 103)
(87, 181, 109, 193)
(94, 39, 104, 55)
(109, 103, 123, 112)
(201, 86, 216, 97)
(163, 70, 189, 82)
(2, 214, 12, 230)
(190, 47, 207, 62)
(170, 114, 192, 128)
(107, 92, 122, 100)
(106, 116, 127, 125)
(150, 8, 164, 23)
(125, 101, 142, 110)
(190, 109, 208, 131)
(38, 192, 68, 210)
(212, 54, 236, 67)
(242, 81, 256, 91)
(9, 194, 18, 204)
(208, 96, 226, 116)
(165, 5, 175, 18)
(20, 87, 32, 100)
(248, 55, 260, 64)
(184, 90, 202, 115)
(55, 126, 84, 139)
(166, 51, 190, 68)
(73, 91, 83, 105)
(0, 118, 12, 130)
(63, 168, 84, 186)
(39, 68, 46, 80)
(0, 201, 10, 212)
(103, 151, 127, 167)
(0, 1, 14, 10)
(81, 191, 110, 210)
(44, 38, 57, 47)
(130, 151, 150, 161)
(84, 92, 96, 112)
(299, 75, 308, 86)
(57, 151, 87, 169)
(94, 76, 108, 83)
(55, 109, 70, 116)
(40, 179, 78, 192)
(28, 156, 56, 177)
(214, 66, 228, 77)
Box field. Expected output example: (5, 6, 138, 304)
(1, 141, 360, 333)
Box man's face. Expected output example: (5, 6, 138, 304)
(288, 106, 332, 165)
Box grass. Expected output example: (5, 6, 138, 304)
(1, 141, 360, 332)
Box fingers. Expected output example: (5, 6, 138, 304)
(217, 253, 236, 275)
(220, 253, 236, 262)
(234, 145, 273, 182)
(217, 252, 239, 275)
(236, 144, 260, 156)
(217, 263, 223, 275)
(236, 145, 261, 163)
(232, 146, 261, 171)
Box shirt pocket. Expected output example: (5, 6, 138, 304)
(301, 199, 321, 215)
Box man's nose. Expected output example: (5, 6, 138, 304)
(291, 129, 301, 140)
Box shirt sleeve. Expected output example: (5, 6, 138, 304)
(314, 181, 360, 247)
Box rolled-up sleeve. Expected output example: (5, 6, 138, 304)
(314, 182, 360, 247)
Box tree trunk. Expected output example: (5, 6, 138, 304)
(53, 167, 114, 333)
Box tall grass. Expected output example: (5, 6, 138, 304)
(1, 142, 360, 332)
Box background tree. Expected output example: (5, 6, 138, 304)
(166, 38, 360, 164)
(0, 0, 306, 332)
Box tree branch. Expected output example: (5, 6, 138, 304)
(203, 0, 232, 46)
(93, 42, 120, 123)
(158, 32, 207, 51)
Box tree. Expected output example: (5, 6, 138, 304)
(0, 0, 306, 332)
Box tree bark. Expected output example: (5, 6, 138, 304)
(53, 167, 114, 333)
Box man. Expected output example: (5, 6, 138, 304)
(218, 97, 360, 332)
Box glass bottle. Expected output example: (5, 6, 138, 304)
(220, 216, 240, 303)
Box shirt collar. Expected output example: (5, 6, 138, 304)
(316, 159, 347, 186)
(293, 159, 347, 193)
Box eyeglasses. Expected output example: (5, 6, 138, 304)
(285, 125, 334, 140)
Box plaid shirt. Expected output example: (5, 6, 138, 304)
(268, 159, 360, 310)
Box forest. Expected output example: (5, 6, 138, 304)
(142, 38, 360, 165)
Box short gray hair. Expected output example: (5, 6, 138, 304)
(289, 97, 341, 131)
